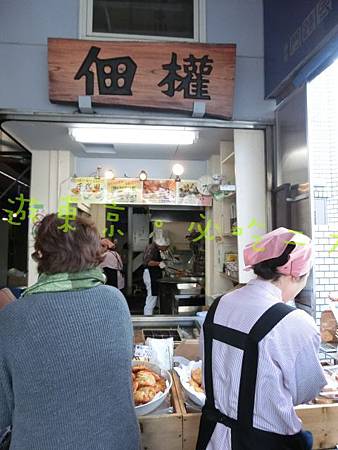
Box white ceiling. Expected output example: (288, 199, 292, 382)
(2, 121, 233, 161)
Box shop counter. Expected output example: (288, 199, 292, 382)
(138, 376, 183, 450)
(172, 373, 338, 450)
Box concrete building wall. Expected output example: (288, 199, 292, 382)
(0, 0, 275, 121)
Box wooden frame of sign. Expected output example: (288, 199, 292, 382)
(48, 38, 236, 119)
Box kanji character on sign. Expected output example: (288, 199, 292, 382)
(3, 194, 44, 226)
(158, 52, 213, 99)
(75, 46, 137, 96)
(29, 198, 45, 223)
(285, 229, 306, 246)
(247, 218, 265, 251)
(251, 235, 266, 253)
(188, 213, 220, 242)
(57, 196, 78, 233)
(248, 218, 265, 230)
(329, 234, 338, 254)
(3, 194, 28, 225)
(154, 220, 164, 229)
(231, 226, 243, 237)
(103, 203, 125, 238)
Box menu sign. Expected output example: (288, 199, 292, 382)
(70, 177, 106, 202)
(142, 180, 176, 204)
(177, 181, 211, 206)
(107, 179, 142, 203)
(70, 177, 212, 206)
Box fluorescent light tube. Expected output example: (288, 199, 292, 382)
(69, 126, 198, 145)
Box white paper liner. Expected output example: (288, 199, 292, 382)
(319, 365, 338, 399)
(174, 359, 206, 407)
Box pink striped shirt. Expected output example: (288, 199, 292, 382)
(201, 278, 326, 450)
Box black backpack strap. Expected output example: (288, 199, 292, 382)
(237, 303, 295, 429)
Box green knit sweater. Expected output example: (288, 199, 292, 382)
(0, 285, 140, 450)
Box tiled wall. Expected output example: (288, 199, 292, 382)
(308, 61, 338, 323)
(313, 227, 338, 323)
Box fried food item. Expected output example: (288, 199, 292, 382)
(154, 379, 166, 394)
(134, 386, 157, 405)
(135, 370, 157, 387)
(134, 390, 147, 405)
(132, 366, 167, 406)
(188, 378, 204, 393)
(133, 380, 139, 393)
(315, 396, 335, 404)
(132, 365, 149, 373)
(191, 368, 202, 385)
(187, 366, 204, 394)
(152, 371, 161, 382)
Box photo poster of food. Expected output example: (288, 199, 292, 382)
(142, 179, 177, 204)
(107, 179, 142, 204)
(177, 180, 213, 206)
(70, 177, 107, 203)
(69, 177, 212, 206)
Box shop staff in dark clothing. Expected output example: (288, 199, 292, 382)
(143, 233, 170, 315)
(197, 228, 326, 450)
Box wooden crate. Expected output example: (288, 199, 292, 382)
(173, 372, 201, 450)
(138, 376, 183, 450)
(296, 403, 338, 449)
(173, 373, 338, 450)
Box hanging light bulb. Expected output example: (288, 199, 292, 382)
(139, 170, 148, 181)
(172, 163, 184, 176)
(104, 170, 114, 180)
(172, 163, 184, 181)
(96, 166, 102, 178)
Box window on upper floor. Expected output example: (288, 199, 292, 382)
(80, 0, 205, 42)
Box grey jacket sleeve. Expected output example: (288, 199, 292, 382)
(0, 343, 13, 430)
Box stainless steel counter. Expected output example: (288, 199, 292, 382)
(132, 315, 201, 328)
(132, 315, 201, 343)
(158, 277, 205, 315)
(159, 276, 205, 284)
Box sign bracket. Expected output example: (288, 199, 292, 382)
(78, 95, 94, 114)
(192, 101, 206, 118)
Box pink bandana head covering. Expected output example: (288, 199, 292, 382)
(244, 227, 312, 277)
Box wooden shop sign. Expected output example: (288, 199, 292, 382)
(48, 38, 236, 119)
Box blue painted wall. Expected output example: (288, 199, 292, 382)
(0, 0, 275, 121)
(264, 0, 338, 97)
